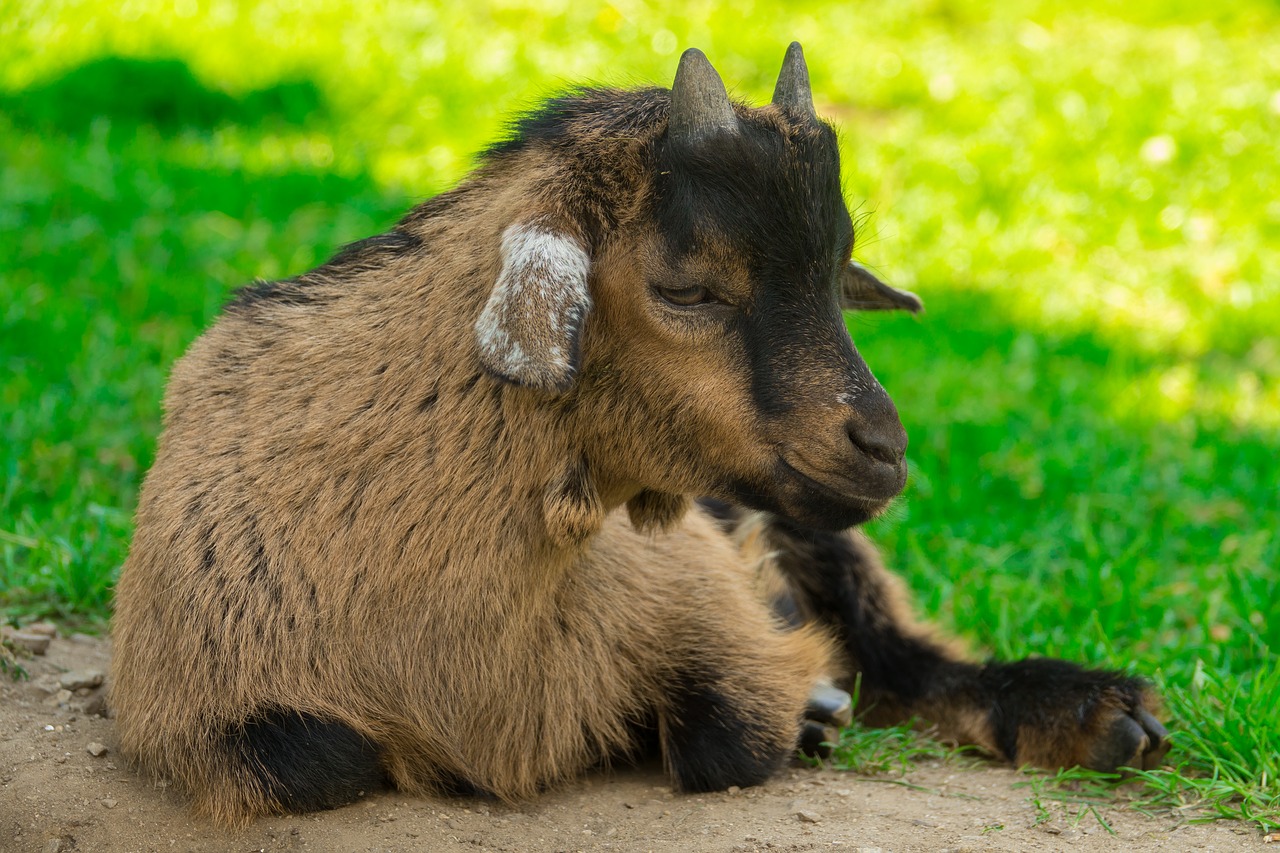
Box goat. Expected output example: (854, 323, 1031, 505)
(111, 43, 1168, 826)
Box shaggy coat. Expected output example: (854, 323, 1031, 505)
(111, 45, 1167, 825)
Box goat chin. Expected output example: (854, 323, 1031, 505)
(724, 473, 895, 532)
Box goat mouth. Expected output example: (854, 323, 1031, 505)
(777, 456, 900, 506)
(719, 460, 892, 530)
(775, 457, 896, 524)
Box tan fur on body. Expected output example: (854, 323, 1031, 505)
(113, 45, 1167, 827)
(111, 82, 842, 824)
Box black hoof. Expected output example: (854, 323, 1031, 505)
(798, 721, 839, 759)
(1090, 707, 1169, 772)
(805, 685, 853, 728)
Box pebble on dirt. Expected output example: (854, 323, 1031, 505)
(86, 741, 108, 757)
(7, 631, 51, 655)
(59, 670, 105, 690)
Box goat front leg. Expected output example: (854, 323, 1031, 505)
(657, 623, 832, 791)
(631, 511, 840, 791)
(740, 510, 1169, 773)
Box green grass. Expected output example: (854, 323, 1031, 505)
(2, 0, 1276, 834)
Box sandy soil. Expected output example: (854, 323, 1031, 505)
(1, 632, 1267, 853)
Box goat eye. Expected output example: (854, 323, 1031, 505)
(656, 284, 713, 307)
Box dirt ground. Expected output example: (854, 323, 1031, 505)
(1, 633, 1268, 853)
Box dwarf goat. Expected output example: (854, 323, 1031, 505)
(112, 44, 1168, 825)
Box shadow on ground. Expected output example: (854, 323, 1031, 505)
(0, 57, 397, 615)
(1, 56, 327, 134)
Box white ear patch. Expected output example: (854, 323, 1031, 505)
(475, 223, 592, 391)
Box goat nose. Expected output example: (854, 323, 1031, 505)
(845, 415, 907, 466)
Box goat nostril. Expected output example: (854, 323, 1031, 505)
(847, 422, 903, 466)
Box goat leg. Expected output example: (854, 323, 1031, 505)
(752, 513, 1170, 773)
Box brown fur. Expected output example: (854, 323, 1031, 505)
(112, 48, 1166, 827)
(112, 73, 844, 827)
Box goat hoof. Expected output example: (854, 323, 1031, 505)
(1091, 706, 1170, 773)
(805, 685, 853, 729)
(978, 658, 1170, 773)
(798, 721, 839, 759)
(1134, 708, 1170, 767)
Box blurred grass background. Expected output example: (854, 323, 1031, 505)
(1, 0, 1276, 831)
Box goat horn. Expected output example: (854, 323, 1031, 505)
(669, 48, 739, 143)
(772, 41, 816, 118)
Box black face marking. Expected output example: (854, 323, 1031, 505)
(638, 110, 907, 524)
(654, 118, 849, 268)
(650, 113, 866, 418)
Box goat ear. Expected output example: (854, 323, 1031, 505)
(475, 223, 592, 391)
(840, 262, 923, 313)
